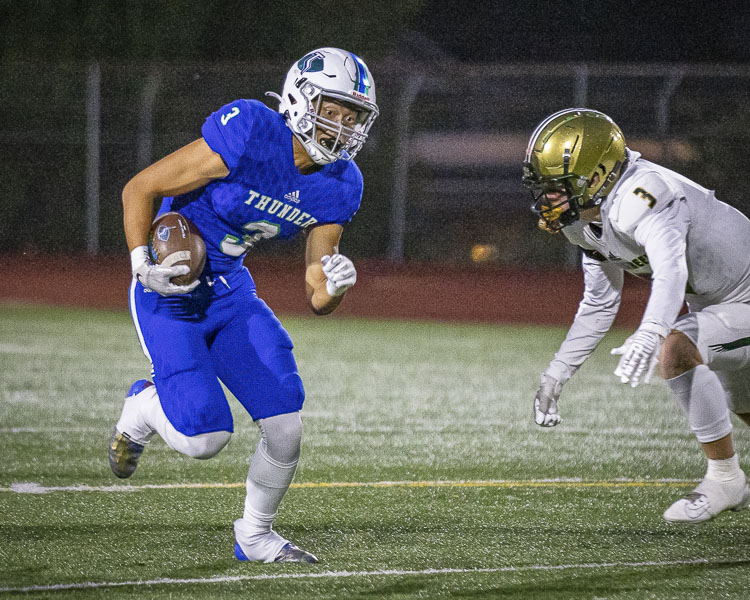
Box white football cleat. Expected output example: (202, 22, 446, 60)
(234, 540, 318, 564)
(233, 518, 318, 563)
(663, 474, 750, 524)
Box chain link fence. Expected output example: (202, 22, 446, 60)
(2, 61, 749, 266)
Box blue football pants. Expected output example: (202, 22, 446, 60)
(129, 268, 305, 436)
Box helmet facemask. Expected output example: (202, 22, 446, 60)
(292, 82, 377, 164)
(524, 164, 587, 233)
(267, 48, 379, 165)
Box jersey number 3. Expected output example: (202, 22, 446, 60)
(221, 221, 280, 256)
(220, 107, 240, 125)
(633, 187, 657, 209)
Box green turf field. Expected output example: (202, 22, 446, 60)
(1, 303, 749, 599)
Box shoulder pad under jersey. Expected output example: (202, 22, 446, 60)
(607, 170, 679, 236)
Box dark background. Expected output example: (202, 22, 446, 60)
(1, 1, 747, 63)
(1, 1, 749, 264)
(2, 1, 746, 64)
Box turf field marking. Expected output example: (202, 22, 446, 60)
(0, 427, 102, 433)
(3, 478, 697, 494)
(0, 343, 52, 354)
(0, 425, 693, 436)
(0, 557, 747, 594)
(0, 343, 99, 357)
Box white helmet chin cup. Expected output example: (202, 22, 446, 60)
(267, 47, 379, 164)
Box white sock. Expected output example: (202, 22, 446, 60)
(241, 444, 297, 535)
(115, 385, 157, 444)
(117, 383, 231, 458)
(234, 413, 302, 561)
(236, 444, 294, 562)
(706, 454, 743, 483)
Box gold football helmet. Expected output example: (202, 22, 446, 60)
(522, 108, 626, 232)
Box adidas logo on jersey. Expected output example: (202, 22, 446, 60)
(284, 190, 300, 204)
(245, 188, 319, 229)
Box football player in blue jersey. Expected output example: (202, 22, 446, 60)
(108, 48, 378, 563)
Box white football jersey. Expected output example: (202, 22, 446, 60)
(545, 150, 750, 384)
(564, 150, 750, 307)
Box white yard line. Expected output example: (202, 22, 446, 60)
(0, 425, 692, 435)
(2, 478, 698, 494)
(0, 557, 745, 594)
(0, 427, 102, 433)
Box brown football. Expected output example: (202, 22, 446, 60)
(149, 212, 206, 286)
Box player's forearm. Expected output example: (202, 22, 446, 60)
(549, 297, 620, 382)
(641, 268, 687, 336)
(305, 264, 345, 315)
(122, 179, 159, 252)
(122, 139, 229, 253)
(548, 255, 623, 383)
(639, 228, 688, 335)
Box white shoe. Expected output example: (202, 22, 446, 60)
(234, 539, 318, 563)
(233, 518, 290, 563)
(663, 474, 750, 523)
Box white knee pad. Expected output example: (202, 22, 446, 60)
(120, 381, 232, 458)
(667, 364, 733, 443)
(176, 430, 232, 459)
(257, 412, 303, 464)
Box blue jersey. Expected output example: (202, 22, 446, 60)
(159, 99, 363, 276)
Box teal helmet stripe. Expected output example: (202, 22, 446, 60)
(349, 52, 371, 95)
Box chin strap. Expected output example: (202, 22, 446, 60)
(590, 157, 627, 207)
(299, 134, 337, 165)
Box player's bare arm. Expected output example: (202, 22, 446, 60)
(122, 138, 228, 251)
(122, 138, 228, 296)
(304, 223, 354, 315)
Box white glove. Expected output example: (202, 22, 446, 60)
(611, 324, 666, 387)
(131, 246, 200, 296)
(534, 373, 563, 427)
(321, 254, 356, 297)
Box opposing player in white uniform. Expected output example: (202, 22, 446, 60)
(522, 108, 750, 523)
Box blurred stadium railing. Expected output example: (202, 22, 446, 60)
(2, 61, 749, 267)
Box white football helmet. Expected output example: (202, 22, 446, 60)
(267, 48, 379, 165)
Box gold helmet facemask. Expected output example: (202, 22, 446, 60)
(522, 108, 627, 233)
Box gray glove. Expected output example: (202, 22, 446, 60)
(131, 246, 199, 296)
(611, 323, 666, 388)
(321, 253, 357, 297)
(534, 373, 563, 427)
